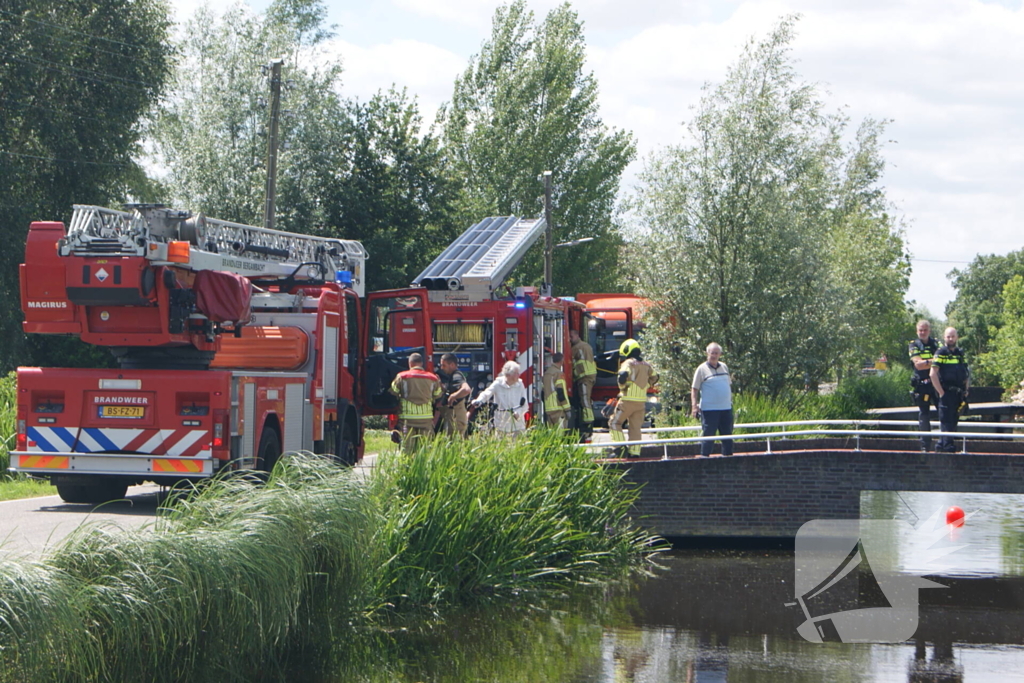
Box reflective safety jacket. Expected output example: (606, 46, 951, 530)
(390, 368, 442, 421)
(543, 363, 571, 414)
(618, 357, 658, 402)
(908, 337, 938, 383)
(571, 339, 597, 381)
(933, 345, 969, 390)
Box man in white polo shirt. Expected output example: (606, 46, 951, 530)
(690, 342, 734, 457)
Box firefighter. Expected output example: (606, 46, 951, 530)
(437, 353, 472, 438)
(542, 352, 572, 428)
(609, 339, 658, 457)
(930, 327, 970, 453)
(389, 353, 442, 453)
(569, 329, 597, 431)
(908, 319, 939, 452)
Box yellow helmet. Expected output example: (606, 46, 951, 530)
(619, 338, 641, 357)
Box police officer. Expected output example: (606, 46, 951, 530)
(609, 339, 658, 457)
(437, 353, 472, 438)
(389, 353, 442, 453)
(542, 352, 572, 428)
(930, 327, 970, 453)
(569, 329, 597, 431)
(908, 319, 939, 452)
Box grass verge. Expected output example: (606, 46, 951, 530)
(0, 476, 55, 501)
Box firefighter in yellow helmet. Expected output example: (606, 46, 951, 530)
(609, 339, 658, 457)
(542, 352, 572, 428)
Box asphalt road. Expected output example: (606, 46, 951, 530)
(0, 454, 381, 562)
(0, 484, 165, 561)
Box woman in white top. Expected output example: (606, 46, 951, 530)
(472, 361, 529, 434)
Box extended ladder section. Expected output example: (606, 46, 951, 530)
(414, 216, 546, 301)
(61, 205, 368, 296)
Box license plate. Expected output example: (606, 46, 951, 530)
(99, 405, 145, 419)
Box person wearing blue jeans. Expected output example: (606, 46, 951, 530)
(691, 343, 734, 457)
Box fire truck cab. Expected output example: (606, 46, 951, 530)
(362, 216, 585, 425)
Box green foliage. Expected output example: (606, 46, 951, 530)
(628, 17, 909, 399)
(153, 2, 460, 292)
(153, 0, 341, 226)
(0, 0, 173, 372)
(830, 365, 913, 412)
(0, 371, 14, 472)
(440, 0, 635, 295)
(946, 250, 1024, 383)
(981, 275, 1024, 394)
(371, 430, 657, 609)
(316, 90, 462, 292)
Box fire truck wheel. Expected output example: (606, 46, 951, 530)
(56, 480, 129, 505)
(257, 427, 282, 474)
(335, 420, 357, 467)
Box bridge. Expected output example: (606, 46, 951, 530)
(598, 421, 1024, 540)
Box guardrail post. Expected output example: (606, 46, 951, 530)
(855, 434, 861, 452)
(766, 437, 772, 454)
(961, 437, 968, 455)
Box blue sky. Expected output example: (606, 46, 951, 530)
(170, 0, 1024, 319)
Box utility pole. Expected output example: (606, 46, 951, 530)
(263, 58, 284, 231)
(541, 170, 553, 297)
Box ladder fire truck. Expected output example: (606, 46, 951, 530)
(12, 205, 589, 503)
(14, 204, 369, 503)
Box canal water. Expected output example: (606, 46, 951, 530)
(323, 490, 1024, 682)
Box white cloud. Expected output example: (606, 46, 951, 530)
(324, 38, 464, 123)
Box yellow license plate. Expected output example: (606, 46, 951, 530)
(99, 405, 145, 418)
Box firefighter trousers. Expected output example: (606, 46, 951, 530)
(610, 400, 645, 456)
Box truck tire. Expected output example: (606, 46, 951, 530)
(256, 427, 282, 474)
(56, 480, 129, 505)
(335, 419, 357, 467)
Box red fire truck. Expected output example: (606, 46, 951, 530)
(362, 216, 586, 428)
(576, 293, 658, 424)
(13, 204, 370, 503)
(12, 207, 586, 502)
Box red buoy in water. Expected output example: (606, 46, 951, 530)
(946, 505, 965, 528)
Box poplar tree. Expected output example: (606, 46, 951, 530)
(440, 1, 635, 295)
(629, 17, 909, 398)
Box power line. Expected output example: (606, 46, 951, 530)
(0, 149, 130, 168)
(0, 94, 130, 125)
(0, 8, 163, 55)
(0, 50, 162, 89)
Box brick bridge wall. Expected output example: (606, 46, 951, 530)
(613, 438, 1024, 539)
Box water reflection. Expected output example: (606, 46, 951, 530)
(300, 500, 1024, 683)
(300, 548, 1024, 682)
(861, 491, 1024, 577)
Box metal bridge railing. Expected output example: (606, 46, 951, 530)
(582, 418, 1024, 459)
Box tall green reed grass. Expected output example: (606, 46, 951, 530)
(1, 457, 379, 683)
(372, 430, 658, 609)
(0, 436, 657, 682)
(1, 371, 15, 474)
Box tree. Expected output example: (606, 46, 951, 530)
(945, 250, 1024, 383)
(439, 1, 635, 296)
(627, 17, 909, 399)
(152, 0, 344, 228)
(981, 275, 1024, 394)
(153, 1, 459, 291)
(0, 0, 173, 372)
(315, 90, 462, 292)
